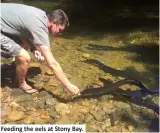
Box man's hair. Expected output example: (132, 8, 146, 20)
(47, 9, 69, 27)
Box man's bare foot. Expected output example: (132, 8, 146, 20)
(19, 83, 38, 94)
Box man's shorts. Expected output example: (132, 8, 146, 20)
(0, 33, 22, 58)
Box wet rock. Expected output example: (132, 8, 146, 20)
(56, 103, 70, 116)
(97, 127, 103, 132)
(106, 125, 122, 132)
(11, 88, 24, 96)
(29, 111, 40, 118)
(76, 105, 89, 114)
(45, 78, 61, 87)
(49, 110, 57, 119)
(82, 53, 90, 59)
(127, 125, 135, 131)
(1, 86, 12, 92)
(89, 99, 98, 105)
(38, 91, 52, 102)
(100, 95, 114, 101)
(1, 91, 11, 102)
(33, 117, 45, 124)
(101, 118, 111, 130)
(86, 124, 98, 132)
(1, 104, 12, 116)
(23, 116, 33, 124)
(56, 115, 77, 124)
(64, 73, 72, 79)
(48, 118, 56, 124)
(99, 101, 115, 114)
(81, 100, 90, 107)
(1, 115, 6, 124)
(34, 82, 44, 89)
(113, 120, 119, 126)
(9, 102, 20, 108)
(20, 101, 36, 110)
(121, 128, 130, 132)
(40, 111, 50, 119)
(152, 96, 159, 105)
(35, 101, 46, 109)
(94, 106, 102, 112)
(38, 90, 51, 97)
(73, 112, 85, 123)
(46, 98, 57, 106)
(90, 110, 105, 121)
(84, 114, 94, 123)
(6, 111, 25, 122)
(16, 94, 33, 103)
(110, 107, 133, 126)
(45, 69, 55, 76)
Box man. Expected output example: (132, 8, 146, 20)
(0, 3, 80, 95)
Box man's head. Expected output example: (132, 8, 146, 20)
(47, 9, 69, 36)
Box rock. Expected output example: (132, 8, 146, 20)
(82, 53, 90, 59)
(56, 115, 77, 124)
(34, 82, 44, 89)
(121, 128, 130, 132)
(19, 101, 35, 110)
(127, 125, 135, 131)
(1, 86, 12, 92)
(90, 110, 105, 121)
(40, 111, 50, 119)
(78, 106, 89, 114)
(64, 73, 72, 79)
(49, 110, 57, 119)
(86, 124, 98, 132)
(81, 100, 90, 107)
(100, 95, 114, 101)
(101, 118, 111, 130)
(84, 114, 94, 123)
(94, 106, 102, 112)
(11, 88, 24, 97)
(56, 103, 70, 116)
(1, 104, 12, 116)
(97, 127, 103, 132)
(23, 116, 33, 124)
(99, 101, 115, 114)
(37, 91, 52, 102)
(9, 102, 20, 108)
(35, 101, 46, 109)
(48, 118, 56, 124)
(45, 69, 55, 76)
(113, 120, 119, 126)
(1, 91, 11, 102)
(38, 91, 51, 98)
(16, 94, 33, 102)
(89, 99, 98, 105)
(46, 98, 57, 106)
(1, 115, 6, 123)
(6, 111, 25, 122)
(46, 78, 60, 87)
(29, 111, 40, 118)
(33, 117, 45, 124)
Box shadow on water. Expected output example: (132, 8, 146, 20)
(83, 59, 151, 83)
(1, 64, 41, 88)
(86, 43, 159, 65)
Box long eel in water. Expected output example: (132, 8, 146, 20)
(72, 78, 159, 114)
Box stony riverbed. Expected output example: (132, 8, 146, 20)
(1, 27, 159, 132)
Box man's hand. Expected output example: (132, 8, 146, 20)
(34, 50, 45, 61)
(67, 83, 81, 95)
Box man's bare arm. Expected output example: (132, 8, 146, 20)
(38, 45, 80, 95)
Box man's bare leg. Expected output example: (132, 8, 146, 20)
(15, 48, 37, 93)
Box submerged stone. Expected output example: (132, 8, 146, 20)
(6, 111, 25, 122)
